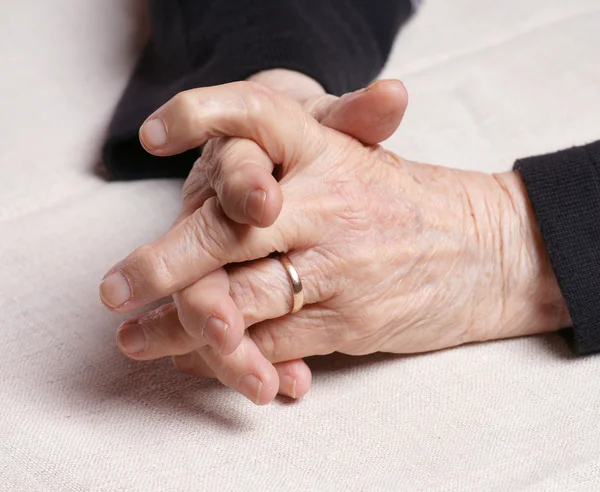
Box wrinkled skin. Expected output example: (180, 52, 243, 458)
(100, 79, 569, 404)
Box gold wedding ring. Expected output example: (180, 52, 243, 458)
(277, 254, 304, 314)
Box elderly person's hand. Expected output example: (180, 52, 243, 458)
(101, 77, 408, 400)
(100, 80, 570, 405)
(169, 70, 406, 229)
(107, 75, 408, 401)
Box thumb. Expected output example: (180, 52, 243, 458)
(311, 80, 409, 145)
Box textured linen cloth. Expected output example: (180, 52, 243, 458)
(2, 0, 600, 490)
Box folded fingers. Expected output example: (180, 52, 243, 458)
(173, 80, 408, 231)
(116, 251, 334, 360)
(196, 334, 279, 405)
(101, 82, 332, 314)
(115, 251, 332, 404)
(117, 312, 281, 405)
(116, 303, 195, 358)
(99, 196, 286, 313)
(173, 268, 244, 355)
(201, 137, 282, 227)
(173, 351, 312, 401)
(138, 81, 323, 167)
(117, 305, 315, 403)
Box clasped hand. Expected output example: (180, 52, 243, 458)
(100, 80, 567, 404)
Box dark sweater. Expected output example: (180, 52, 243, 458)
(103, 0, 600, 354)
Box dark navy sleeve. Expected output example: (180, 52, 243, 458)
(102, 0, 414, 180)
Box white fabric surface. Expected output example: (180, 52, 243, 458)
(1, 0, 600, 490)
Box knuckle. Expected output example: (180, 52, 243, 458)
(229, 273, 265, 320)
(187, 203, 227, 261)
(175, 291, 203, 338)
(219, 360, 241, 387)
(171, 91, 197, 130)
(132, 244, 175, 294)
(182, 158, 210, 204)
(305, 94, 338, 121)
(219, 170, 247, 209)
(250, 325, 278, 360)
(176, 288, 197, 314)
(200, 138, 218, 163)
(296, 250, 339, 302)
(240, 85, 272, 123)
(139, 308, 174, 342)
(196, 344, 238, 385)
(204, 139, 231, 187)
(240, 80, 271, 96)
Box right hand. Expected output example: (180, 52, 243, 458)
(101, 80, 568, 405)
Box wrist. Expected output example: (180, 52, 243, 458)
(490, 171, 571, 339)
(247, 69, 326, 103)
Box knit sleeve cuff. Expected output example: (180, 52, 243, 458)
(514, 141, 600, 354)
(101, 0, 392, 181)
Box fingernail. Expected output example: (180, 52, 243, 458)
(339, 87, 367, 103)
(117, 323, 147, 354)
(202, 316, 228, 353)
(366, 80, 389, 92)
(238, 375, 263, 404)
(366, 79, 402, 92)
(281, 375, 297, 399)
(140, 118, 168, 148)
(100, 272, 131, 308)
(244, 189, 266, 225)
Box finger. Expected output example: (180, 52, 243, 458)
(113, 251, 330, 361)
(116, 303, 201, 360)
(116, 268, 246, 359)
(273, 358, 312, 399)
(138, 81, 323, 168)
(172, 351, 216, 378)
(100, 195, 292, 312)
(249, 307, 336, 364)
(174, 163, 214, 227)
(227, 252, 335, 327)
(198, 334, 280, 405)
(173, 352, 312, 399)
(174, 268, 245, 356)
(173, 80, 408, 229)
(311, 79, 408, 145)
(203, 138, 282, 227)
(176, 250, 330, 360)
